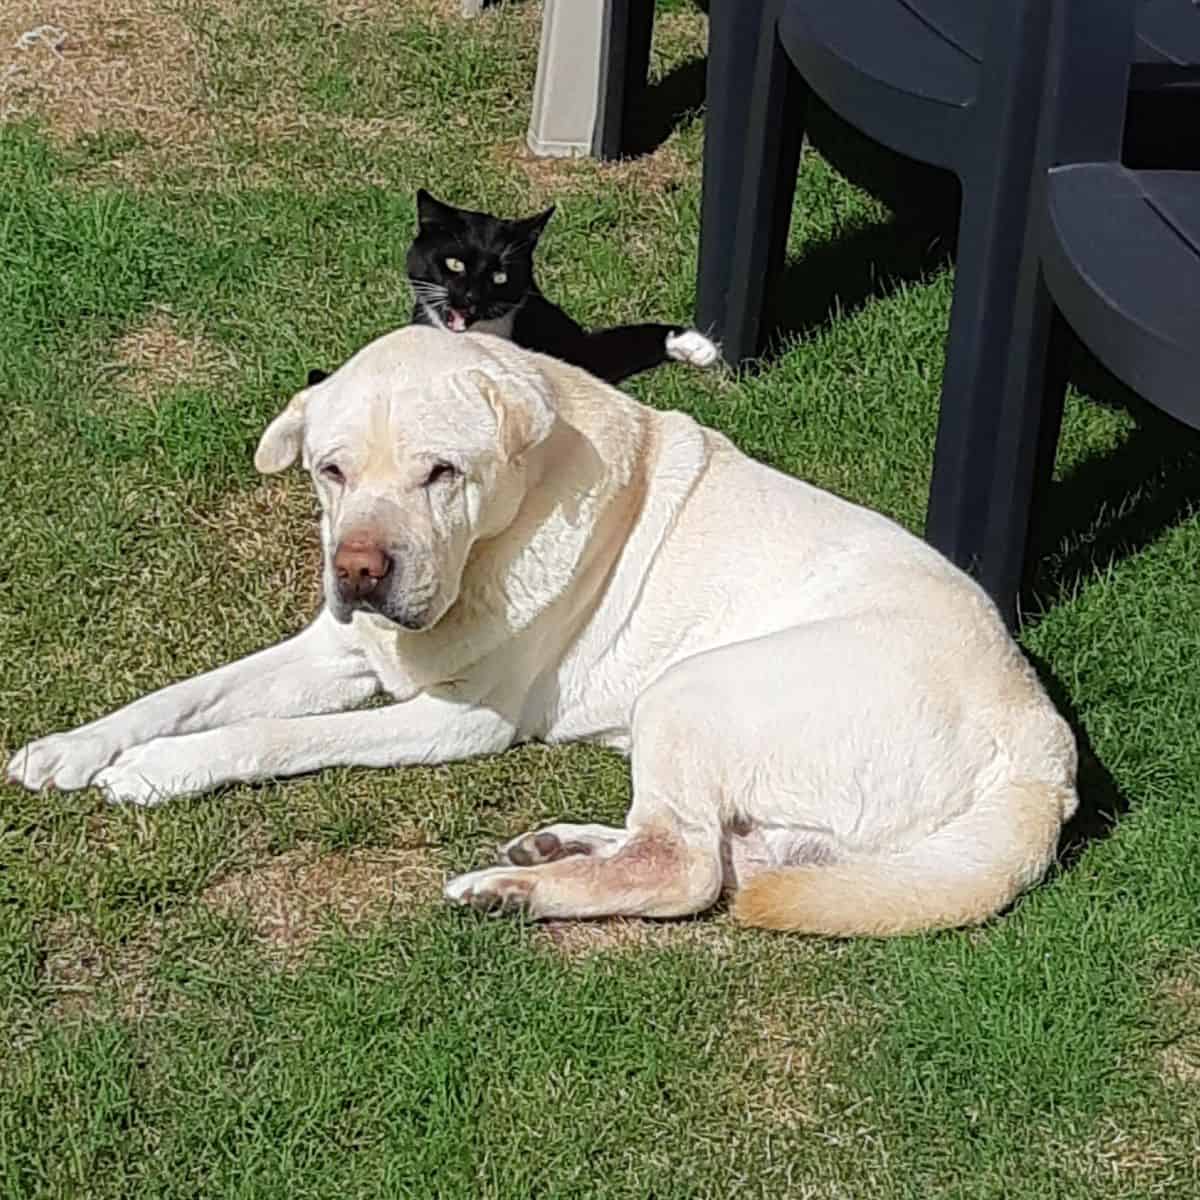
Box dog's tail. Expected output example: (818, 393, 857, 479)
(733, 781, 1075, 937)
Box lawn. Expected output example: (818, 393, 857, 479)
(1, 2, 1198, 1197)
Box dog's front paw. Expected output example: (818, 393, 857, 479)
(666, 329, 720, 369)
(444, 867, 536, 915)
(5, 730, 120, 792)
(92, 740, 212, 807)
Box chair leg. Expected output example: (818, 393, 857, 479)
(593, 0, 656, 160)
(925, 0, 1064, 621)
(981, 277, 1069, 626)
(1016, 309, 1069, 615)
(698, 0, 806, 364)
(695, 0, 772, 344)
(927, 182, 1066, 628)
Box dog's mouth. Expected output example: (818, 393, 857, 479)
(333, 591, 437, 633)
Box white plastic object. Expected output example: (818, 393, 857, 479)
(526, 0, 608, 158)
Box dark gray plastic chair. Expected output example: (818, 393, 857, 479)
(694, 0, 1200, 621)
(594, 0, 657, 159)
(967, 0, 1200, 619)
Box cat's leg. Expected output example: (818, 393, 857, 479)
(569, 324, 719, 383)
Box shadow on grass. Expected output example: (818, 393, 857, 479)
(1025, 649, 1131, 869)
(1016, 336, 1200, 622)
(626, 57, 708, 157)
(752, 100, 960, 368)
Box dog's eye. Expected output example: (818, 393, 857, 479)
(319, 463, 345, 484)
(445, 257, 466, 274)
(424, 461, 459, 487)
(493, 270, 507, 285)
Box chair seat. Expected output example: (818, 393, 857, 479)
(1137, 0, 1200, 66)
(780, 0, 978, 170)
(780, 0, 1200, 172)
(1043, 164, 1200, 427)
(889, 0, 1200, 68)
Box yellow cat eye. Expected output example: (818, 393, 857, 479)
(445, 257, 466, 273)
(493, 270, 508, 285)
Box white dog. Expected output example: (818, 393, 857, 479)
(6, 326, 1078, 935)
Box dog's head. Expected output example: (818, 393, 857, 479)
(255, 327, 556, 630)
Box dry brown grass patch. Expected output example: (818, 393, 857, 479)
(321, 0, 464, 23)
(1054, 1117, 1194, 1191)
(735, 1009, 827, 1130)
(496, 139, 693, 207)
(107, 310, 231, 404)
(0, 1, 209, 143)
(201, 843, 441, 964)
(195, 477, 325, 616)
(536, 912, 737, 958)
(1157, 970, 1200, 1089)
(40, 914, 160, 1022)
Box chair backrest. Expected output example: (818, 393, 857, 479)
(1048, 0, 1137, 165)
(970, 0, 1138, 177)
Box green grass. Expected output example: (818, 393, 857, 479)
(2, 2, 1199, 1197)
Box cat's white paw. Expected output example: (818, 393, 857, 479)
(666, 329, 720, 369)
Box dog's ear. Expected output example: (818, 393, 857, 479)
(468, 368, 556, 464)
(255, 392, 308, 474)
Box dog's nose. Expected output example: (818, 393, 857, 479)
(333, 537, 392, 600)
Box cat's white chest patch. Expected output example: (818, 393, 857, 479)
(470, 310, 517, 340)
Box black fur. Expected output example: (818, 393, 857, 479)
(405, 189, 688, 384)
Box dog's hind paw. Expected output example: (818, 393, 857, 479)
(444, 867, 536, 915)
(666, 329, 720, 368)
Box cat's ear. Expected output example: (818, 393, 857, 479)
(306, 368, 329, 387)
(515, 205, 556, 248)
(416, 188, 459, 229)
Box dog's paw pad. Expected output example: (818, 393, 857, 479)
(499, 830, 594, 867)
(666, 329, 720, 368)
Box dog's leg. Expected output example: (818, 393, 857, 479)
(446, 668, 725, 919)
(88, 695, 515, 806)
(445, 825, 722, 919)
(6, 610, 378, 793)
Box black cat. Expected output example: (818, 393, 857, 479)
(403, 189, 718, 384)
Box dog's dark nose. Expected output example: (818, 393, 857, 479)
(333, 537, 392, 601)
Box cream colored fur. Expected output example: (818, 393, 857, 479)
(6, 327, 1078, 936)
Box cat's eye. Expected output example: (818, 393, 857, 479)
(445, 257, 466, 274)
(493, 270, 508, 285)
(319, 463, 345, 485)
(424, 461, 459, 487)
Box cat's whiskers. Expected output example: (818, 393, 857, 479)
(410, 279, 449, 303)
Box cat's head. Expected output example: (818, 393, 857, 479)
(406, 189, 554, 333)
